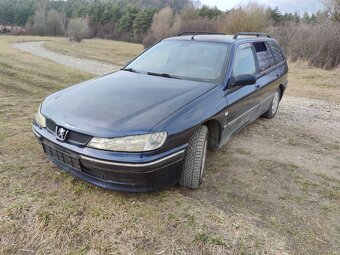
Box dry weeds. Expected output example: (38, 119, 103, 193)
(0, 35, 339, 255)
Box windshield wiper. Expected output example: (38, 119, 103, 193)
(121, 68, 139, 73)
(147, 72, 180, 79)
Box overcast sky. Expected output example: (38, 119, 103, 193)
(199, 0, 323, 14)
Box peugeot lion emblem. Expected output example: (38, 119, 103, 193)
(56, 126, 68, 141)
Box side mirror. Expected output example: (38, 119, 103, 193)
(233, 74, 257, 86)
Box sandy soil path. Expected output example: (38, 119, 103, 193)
(13, 41, 119, 76)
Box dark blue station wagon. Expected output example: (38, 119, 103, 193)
(33, 32, 288, 192)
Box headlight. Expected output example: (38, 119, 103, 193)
(87, 132, 167, 152)
(35, 104, 46, 128)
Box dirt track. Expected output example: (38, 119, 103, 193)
(13, 41, 118, 75)
(280, 96, 340, 136)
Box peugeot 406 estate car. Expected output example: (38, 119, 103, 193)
(32, 32, 288, 192)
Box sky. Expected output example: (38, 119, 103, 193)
(199, 0, 324, 14)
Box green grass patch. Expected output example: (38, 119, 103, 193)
(194, 233, 226, 246)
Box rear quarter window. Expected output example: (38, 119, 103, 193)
(267, 41, 285, 64)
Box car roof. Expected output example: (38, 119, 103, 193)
(165, 34, 277, 44)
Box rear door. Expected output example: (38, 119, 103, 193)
(267, 40, 288, 86)
(252, 41, 278, 115)
(255, 41, 288, 115)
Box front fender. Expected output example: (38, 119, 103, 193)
(151, 85, 228, 153)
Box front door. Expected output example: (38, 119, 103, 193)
(222, 43, 260, 143)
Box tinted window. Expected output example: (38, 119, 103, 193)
(233, 44, 256, 76)
(253, 42, 275, 71)
(267, 41, 284, 64)
(127, 40, 232, 82)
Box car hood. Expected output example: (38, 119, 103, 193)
(42, 71, 216, 137)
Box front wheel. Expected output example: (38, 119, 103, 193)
(180, 125, 208, 189)
(262, 89, 281, 119)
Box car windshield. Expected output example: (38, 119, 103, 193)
(125, 40, 232, 83)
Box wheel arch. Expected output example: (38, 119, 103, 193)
(279, 84, 284, 101)
(203, 119, 222, 152)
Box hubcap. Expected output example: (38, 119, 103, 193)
(271, 92, 280, 114)
(200, 139, 208, 180)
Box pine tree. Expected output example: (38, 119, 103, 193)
(270, 7, 282, 25)
(119, 7, 139, 33)
(133, 9, 154, 34)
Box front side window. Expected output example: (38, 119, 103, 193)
(233, 44, 256, 76)
(126, 40, 232, 83)
(253, 42, 275, 71)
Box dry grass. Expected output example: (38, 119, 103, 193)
(287, 61, 340, 103)
(44, 38, 144, 65)
(0, 35, 339, 255)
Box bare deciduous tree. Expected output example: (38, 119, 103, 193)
(67, 18, 89, 42)
(32, 0, 47, 35)
(324, 0, 340, 21)
(150, 7, 175, 39)
(217, 2, 270, 34)
(142, 7, 175, 47)
(46, 10, 65, 36)
(269, 22, 340, 69)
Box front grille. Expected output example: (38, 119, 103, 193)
(42, 143, 81, 169)
(68, 131, 92, 145)
(42, 142, 105, 180)
(46, 118, 92, 145)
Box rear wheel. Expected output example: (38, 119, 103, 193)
(262, 89, 281, 119)
(180, 125, 208, 189)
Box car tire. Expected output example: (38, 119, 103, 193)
(262, 89, 281, 119)
(180, 125, 208, 189)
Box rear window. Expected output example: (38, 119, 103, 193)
(253, 42, 275, 71)
(267, 41, 285, 64)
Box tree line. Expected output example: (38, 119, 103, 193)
(0, 0, 339, 69)
(0, 0, 196, 39)
(1, 0, 338, 39)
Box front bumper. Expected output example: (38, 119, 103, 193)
(33, 124, 186, 192)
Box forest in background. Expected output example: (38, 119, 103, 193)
(0, 0, 339, 69)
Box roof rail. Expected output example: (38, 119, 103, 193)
(233, 32, 271, 39)
(177, 31, 225, 38)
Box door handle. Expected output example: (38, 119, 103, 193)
(255, 84, 260, 89)
(276, 73, 280, 77)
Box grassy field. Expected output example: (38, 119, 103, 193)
(0, 35, 339, 255)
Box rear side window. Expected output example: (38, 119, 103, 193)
(253, 42, 275, 71)
(267, 41, 285, 64)
(233, 44, 256, 76)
